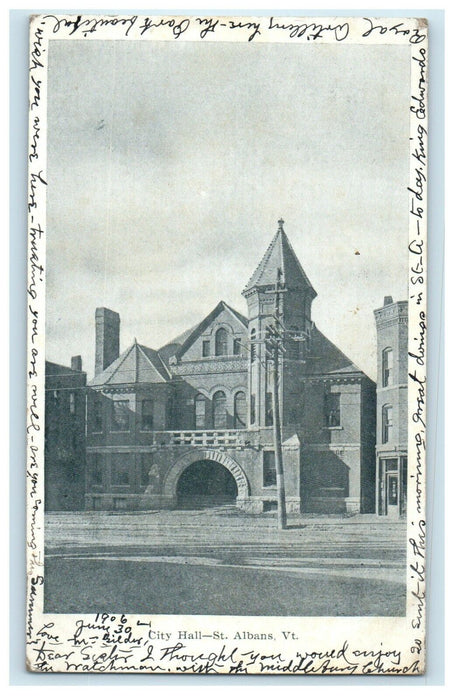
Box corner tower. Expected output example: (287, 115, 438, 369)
(242, 220, 317, 428)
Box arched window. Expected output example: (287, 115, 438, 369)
(213, 390, 227, 429)
(215, 328, 228, 356)
(234, 391, 247, 428)
(233, 338, 241, 355)
(382, 348, 393, 387)
(250, 328, 256, 363)
(194, 394, 206, 429)
(382, 404, 393, 443)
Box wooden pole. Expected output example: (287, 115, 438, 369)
(272, 270, 287, 530)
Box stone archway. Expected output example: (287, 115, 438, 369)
(163, 449, 250, 503)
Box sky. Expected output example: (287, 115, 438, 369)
(45, 39, 411, 381)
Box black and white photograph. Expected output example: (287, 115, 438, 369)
(26, 13, 428, 674)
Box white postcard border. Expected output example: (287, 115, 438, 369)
(26, 14, 428, 675)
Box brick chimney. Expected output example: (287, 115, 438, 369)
(95, 308, 120, 377)
(71, 355, 82, 372)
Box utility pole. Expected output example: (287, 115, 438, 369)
(266, 268, 287, 530)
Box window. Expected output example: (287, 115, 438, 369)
(91, 454, 103, 486)
(213, 390, 227, 429)
(195, 394, 206, 429)
(263, 500, 277, 512)
(69, 392, 76, 414)
(250, 394, 256, 425)
(265, 392, 274, 426)
(111, 400, 130, 432)
(384, 458, 398, 472)
(263, 451, 277, 487)
(215, 328, 228, 356)
(111, 454, 130, 485)
(288, 325, 299, 360)
(382, 404, 393, 443)
(382, 348, 393, 387)
(250, 329, 256, 363)
(141, 399, 154, 431)
(92, 394, 103, 432)
(140, 453, 153, 486)
(202, 340, 210, 357)
(325, 392, 341, 427)
(234, 391, 247, 428)
(233, 338, 241, 355)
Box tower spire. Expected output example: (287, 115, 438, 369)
(242, 221, 317, 298)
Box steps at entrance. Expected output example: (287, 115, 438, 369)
(177, 495, 236, 509)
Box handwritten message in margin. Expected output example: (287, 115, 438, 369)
(26, 14, 428, 674)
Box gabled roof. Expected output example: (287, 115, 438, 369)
(89, 340, 171, 386)
(305, 326, 374, 382)
(243, 220, 317, 297)
(157, 322, 203, 364)
(170, 300, 248, 360)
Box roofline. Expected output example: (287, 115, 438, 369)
(242, 228, 317, 296)
(304, 370, 375, 383)
(88, 340, 171, 385)
(175, 300, 247, 359)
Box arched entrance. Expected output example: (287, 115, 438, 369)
(176, 460, 237, 508)
(163, 449, 250, 509)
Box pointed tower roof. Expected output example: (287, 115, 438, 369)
(89, 339, 171, 386)
(242, 219, 317, 298)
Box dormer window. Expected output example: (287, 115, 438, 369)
(215, 328, 228, 356)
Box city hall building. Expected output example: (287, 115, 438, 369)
(75, 221, 379, 515)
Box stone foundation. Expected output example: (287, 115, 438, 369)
(236, 496, 301, 514)
(85, 493, 176, 511)
(85, 493, 302, 514)
(344, 496, 361, 514)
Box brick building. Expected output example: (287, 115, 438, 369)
(374, 297, 408, 517)
(44, 356, 87, 510)
(83, 221, 377, 514)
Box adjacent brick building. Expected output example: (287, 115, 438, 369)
(44, 356, 87, 510)
(374, 297, 408, 517)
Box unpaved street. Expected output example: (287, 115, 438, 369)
(45, 508, 406, 616)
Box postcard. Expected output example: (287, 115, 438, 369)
(27, 13, 427, 674)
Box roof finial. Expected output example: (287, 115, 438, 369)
(278, 218, 285, 232)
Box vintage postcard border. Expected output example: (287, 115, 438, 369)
(26, 14, 428, 675)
